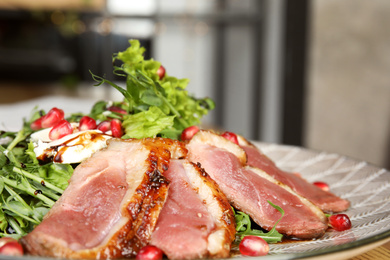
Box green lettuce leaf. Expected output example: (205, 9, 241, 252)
(121, 106, 175, 139)
(114, 39, 161, 82)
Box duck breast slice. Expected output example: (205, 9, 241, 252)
(150, 159, 235, 259)
(237, 136, 350, 213)
(21, 138, 187, 259)
(187, 131, 328, 239)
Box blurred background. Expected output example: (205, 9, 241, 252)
(0, 0, 389, 168)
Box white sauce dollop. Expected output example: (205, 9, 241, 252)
(31, 126, 113, 164)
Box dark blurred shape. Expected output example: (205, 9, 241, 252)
(0, 9, 151, 83)
(281, 0, 310, 146)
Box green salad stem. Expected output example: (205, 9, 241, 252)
(12, 167, 64, 194)
(0, 177, 55, 207)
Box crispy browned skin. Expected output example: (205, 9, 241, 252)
(190, 161, 236, 258)
(22, 138, 187, 259)
(149, 158, 236, 259)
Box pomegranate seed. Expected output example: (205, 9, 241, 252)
(97, 121, 111, 133)
(0, 238, 23, 256)
(30, 117, 43, 130)
(313, 181, 330, 192)
(221, 131, 239, 145)
(0, 237, 18, 248)
(49, 120, 73, 140)
(329, 214, 352, 231)
(79, 116, 97, 131)
(239, 236, 269, 257)
(136, 245, 163, 260)
(107, 106, 127, 115)
(157, 65, 166, 80)
(110, 119, 123, 138)
(41, 107, 65, 128)
(180, 126, 200, 141)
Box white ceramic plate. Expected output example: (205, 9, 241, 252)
(238, 142, 390, 260)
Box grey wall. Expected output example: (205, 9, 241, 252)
(305, 0, 390, 167)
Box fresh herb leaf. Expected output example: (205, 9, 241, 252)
(234, 201, 284, 244)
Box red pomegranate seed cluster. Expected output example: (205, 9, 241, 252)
(30, 107, 124, 140)
(31, 107, 64, 130)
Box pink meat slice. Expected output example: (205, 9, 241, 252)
(21, 138, 187, 259)
(187, 131, 328, 239)
(239, 137, 350, 213)
(151, 160, 213, 259)
(33, 160, 126, 250)
(151, 159, 236, 259)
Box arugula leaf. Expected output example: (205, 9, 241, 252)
(45, 164, 73, 190)
(0, 117, 74, 238)
(234, 201, 284, 244)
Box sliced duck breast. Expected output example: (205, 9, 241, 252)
(150, 159, 235, 259)
(187, 131, 328, 239)
(237, 136, 350, 213)
(21, 138, 187, 259)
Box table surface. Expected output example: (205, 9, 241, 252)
(349, 240, 390, 260)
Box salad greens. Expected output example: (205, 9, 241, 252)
(0, 39, 284, 244)
(0, 108, 73, 239)
(90, 39, 215, 140)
